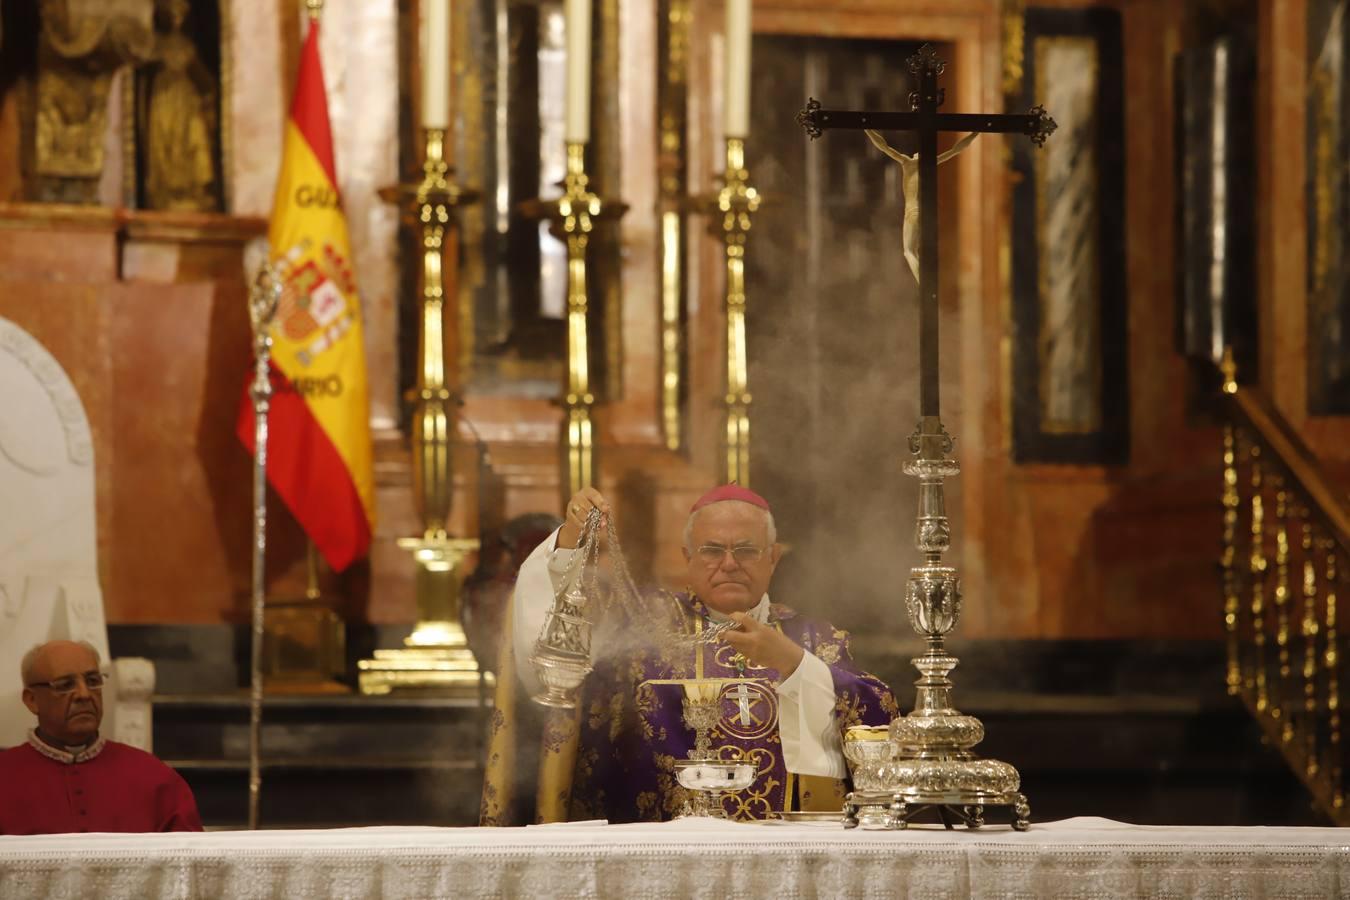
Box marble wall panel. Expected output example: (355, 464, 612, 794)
(1009, 7, 1128, 464)
(0, 207, 305, 624)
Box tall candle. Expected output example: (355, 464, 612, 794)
(421, 0, 451, 129)
(723, 0, 751, 138)
(564, 0, 592, 143)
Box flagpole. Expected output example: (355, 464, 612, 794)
(245, 264, 282, 830)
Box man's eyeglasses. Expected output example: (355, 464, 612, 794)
(696, 544, 767, 566)
(26, 672, 106, 695)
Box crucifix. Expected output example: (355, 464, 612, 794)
(799, 44, 1054, 832)
(734, 679, 752, 727)
(797, 43, 1055, 460)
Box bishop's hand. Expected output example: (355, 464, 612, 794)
(721, 612, 805, 679)
(558, 487, 611, 550)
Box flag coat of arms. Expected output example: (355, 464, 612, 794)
(238, 17, 375, 572)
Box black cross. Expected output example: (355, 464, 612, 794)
(797, 44, 1055, 456)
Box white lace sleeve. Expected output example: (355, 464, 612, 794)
(775, 651, 847, 778)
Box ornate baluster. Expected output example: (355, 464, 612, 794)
(1274, 479, 1292, 741)
(1250, 446, 1268, 713)
(1275, 479, 1292, 668)
(1327, 542, 1343, 812)
(1302, 512, 1320, 777)
(1222, 425, 1241, 696)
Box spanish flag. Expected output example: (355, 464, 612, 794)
(238, 15, 375, 572)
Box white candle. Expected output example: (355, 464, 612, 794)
(564, 0, 592, 144)
(723, 0, 751, 138)
(421, 0, 451, 129)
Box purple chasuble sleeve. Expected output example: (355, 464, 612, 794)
(787, 616, 899, 732)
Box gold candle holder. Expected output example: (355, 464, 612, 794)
(561, 142, 601, 503)
(657, 0, 692, 452)
(520, 143, 624, 508)
(715, 137, 759, 485)
(360, 128, 489, 696)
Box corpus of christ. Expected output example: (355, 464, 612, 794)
(0, 0, 1349, 897)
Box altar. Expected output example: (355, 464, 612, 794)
(1, 817, 1346, 899)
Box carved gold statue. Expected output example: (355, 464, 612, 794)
(31, 0, 155, 203)
(140, 0, 218, 211)
(865, 129, 977, 284)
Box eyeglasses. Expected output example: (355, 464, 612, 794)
(695, 543, 767, 566)
(26, 672, 106, 695)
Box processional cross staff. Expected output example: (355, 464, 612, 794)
(797, 43, 1056, 459)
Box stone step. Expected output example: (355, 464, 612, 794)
(149, 693, 489, 828)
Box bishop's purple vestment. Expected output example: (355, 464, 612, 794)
(568, 592, 896, 822)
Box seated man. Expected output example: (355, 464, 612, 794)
(513, 484, 896, 821)
(0, 640, 202, 834)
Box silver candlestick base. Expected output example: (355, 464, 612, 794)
(842, 444, 1031, 831)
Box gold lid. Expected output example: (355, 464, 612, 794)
(845, 724, 891, 741)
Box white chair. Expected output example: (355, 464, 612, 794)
(0, 316, 154, 751)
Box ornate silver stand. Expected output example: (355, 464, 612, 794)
(843, 427, 1030, 831)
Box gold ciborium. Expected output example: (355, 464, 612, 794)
(672, 678, 757, 818)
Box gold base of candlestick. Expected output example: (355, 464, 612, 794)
(358, 645, 493, 695)
(262, 603, 349, 694)
(358, 536, 494, 696)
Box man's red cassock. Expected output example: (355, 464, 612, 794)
(0, 734, 202, 835)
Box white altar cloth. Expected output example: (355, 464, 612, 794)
(2, 816, 1348, 899)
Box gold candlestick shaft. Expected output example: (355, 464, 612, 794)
(360, 128, 488, 695)
(657, 0, 692, 451)
(561, 142, 601, 504)
(717, 138, 759, 485)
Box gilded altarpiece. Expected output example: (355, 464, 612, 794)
(1308, 0, 1350, 415)
(3, 0, 224, 211)
(1009, 8, 1127, 464)
(133, 0, 224, 212)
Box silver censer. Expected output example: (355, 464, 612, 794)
(844, 427, 1030, 831)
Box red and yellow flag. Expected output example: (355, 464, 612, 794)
(238, 16, 375, 572)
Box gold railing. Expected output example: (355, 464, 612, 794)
(1222, 359, 1350, 823)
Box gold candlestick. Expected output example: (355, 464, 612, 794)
(521, 144, 624, 508)
(561, 142, 601, 503)
(657, 0, 692, 452)
(715, 138, 759, 485)
(359, 128, 488, 695)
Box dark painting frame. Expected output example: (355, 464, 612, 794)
(1174, 30, 1259, 399)
(1010, 8, 1128, 464)
(1307, 0, 1350, 415)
